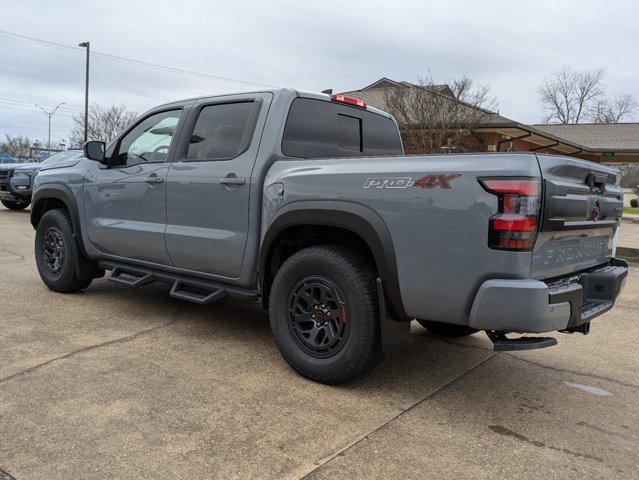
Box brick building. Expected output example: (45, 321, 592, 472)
(341, 78, 639, 164)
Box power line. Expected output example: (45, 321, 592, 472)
(0, 99, 82, 113)
(0, 123, 68, 133)
(0, 29, 279, 88)
(0, 104, 76, 118)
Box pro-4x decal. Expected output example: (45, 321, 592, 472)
(412, 174, 461, 189)
(363, 174, 460, 190)
(363, 177, 413, 189)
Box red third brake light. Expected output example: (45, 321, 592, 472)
(479, 178, 541, 251)
(331, 94, 367, 109)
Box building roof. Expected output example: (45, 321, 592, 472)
(533, 123, 639, 150)
(340, 77, 515, 126)
(342, 78, 639, 162)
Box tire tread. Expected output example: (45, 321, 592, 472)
(269, 245, 381, 384)
(35, 208, 93, 293)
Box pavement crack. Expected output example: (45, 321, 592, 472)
(576, 421, 639, 443)
(421, 334, 639, 389)
(0, 320, 177, 387)
(504, 353, 639, 389)
(488, 425, 604, 463)
(299, 352, 499, 479)
(0, 467, 17, 480)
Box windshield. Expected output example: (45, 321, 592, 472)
(40, 150, 83, 166)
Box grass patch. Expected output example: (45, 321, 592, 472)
(617, 247, 639, 265)
(619, 255, 639, 266)
(624, 207, 639, 215)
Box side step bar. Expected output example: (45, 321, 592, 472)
(486, 331, 557, 351)
(108, 265, 154, 287)
(169, 279, 226, 305)
(100, 261, 258, 305)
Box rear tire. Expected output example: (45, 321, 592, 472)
(35, 208, 94, 293)
(417, 320, 478, 337)
(1, 198, 29, 210)
(269, 246, 381, 384)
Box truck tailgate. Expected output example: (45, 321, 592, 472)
(532, 154, 623, 280)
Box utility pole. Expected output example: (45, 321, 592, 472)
(79, 41, 90, 143)
(35, 102, 65, 156)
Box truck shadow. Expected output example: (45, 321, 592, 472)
(84, 278, 498, 397)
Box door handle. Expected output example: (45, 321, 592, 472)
(218, 175, 246, 186)
(144, 173, 164, 184)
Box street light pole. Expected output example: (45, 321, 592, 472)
(79, 41, 90, 144)
(35, 102, 65, 156)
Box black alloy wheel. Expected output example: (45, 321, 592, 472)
(42, 227, 65, 276)
(288, 276, 350, 358)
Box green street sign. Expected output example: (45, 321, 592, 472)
(602, 152, 615, 158)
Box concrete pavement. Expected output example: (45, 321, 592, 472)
(0, 205, 637, 479)
(619, 220, 639, 252)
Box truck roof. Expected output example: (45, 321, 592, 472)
(153, 88, 393, 119)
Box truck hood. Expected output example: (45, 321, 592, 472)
(39, 156, 85, 171)
(0, 163, 27, 170)
(13, 163, 41, 172)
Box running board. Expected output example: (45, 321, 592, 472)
(108, 265, 154, 287)
(170, 279, 226, 305)
(99, 261, 258, 304)
(486, 331, 557, 351)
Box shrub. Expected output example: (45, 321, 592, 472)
(631, 198, 638, 208)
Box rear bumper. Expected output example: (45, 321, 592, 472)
(469, 259, 628, 333)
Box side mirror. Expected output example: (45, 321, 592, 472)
(83, 141, 106, 163)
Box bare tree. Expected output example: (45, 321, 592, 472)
(0, 134, 31, 159)
(589, 94, 636, 124)
(618, 164, 639, 190)
(70, 104, 137, 147)
(383, 75, 498, 154)
(538, 67, 635, 124)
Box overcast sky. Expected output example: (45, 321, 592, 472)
(1, 0, 638, 145)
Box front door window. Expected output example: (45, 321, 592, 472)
(114, 110, 181, 166)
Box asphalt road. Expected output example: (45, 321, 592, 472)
(1, 206, 638, 480)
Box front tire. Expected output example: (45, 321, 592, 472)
(269, 246, 381, 384)
(35, 209, 94, 293)
(1, 198, 30, 210)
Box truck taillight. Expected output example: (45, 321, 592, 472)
(331, 94, 366, 109)
(479, 178, 541, 251)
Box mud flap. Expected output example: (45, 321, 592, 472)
(377, 278, 411, 352)
(73, 236, 104, 280)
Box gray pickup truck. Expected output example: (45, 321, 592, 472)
(0, 150, 84, 210)
(30, 88, 628, 383)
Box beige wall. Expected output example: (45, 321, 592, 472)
(624, 192, 638, 207)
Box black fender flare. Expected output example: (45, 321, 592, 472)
(30, 184, 89, 259)
(260, 201, 408, 322)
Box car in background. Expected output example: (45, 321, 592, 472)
(0, 150, 83, 210)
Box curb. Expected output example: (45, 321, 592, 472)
(621, 215, 639, 224)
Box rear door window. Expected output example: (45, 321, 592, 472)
(186, 101, 259, 161)
(282, 98, 402, 158)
